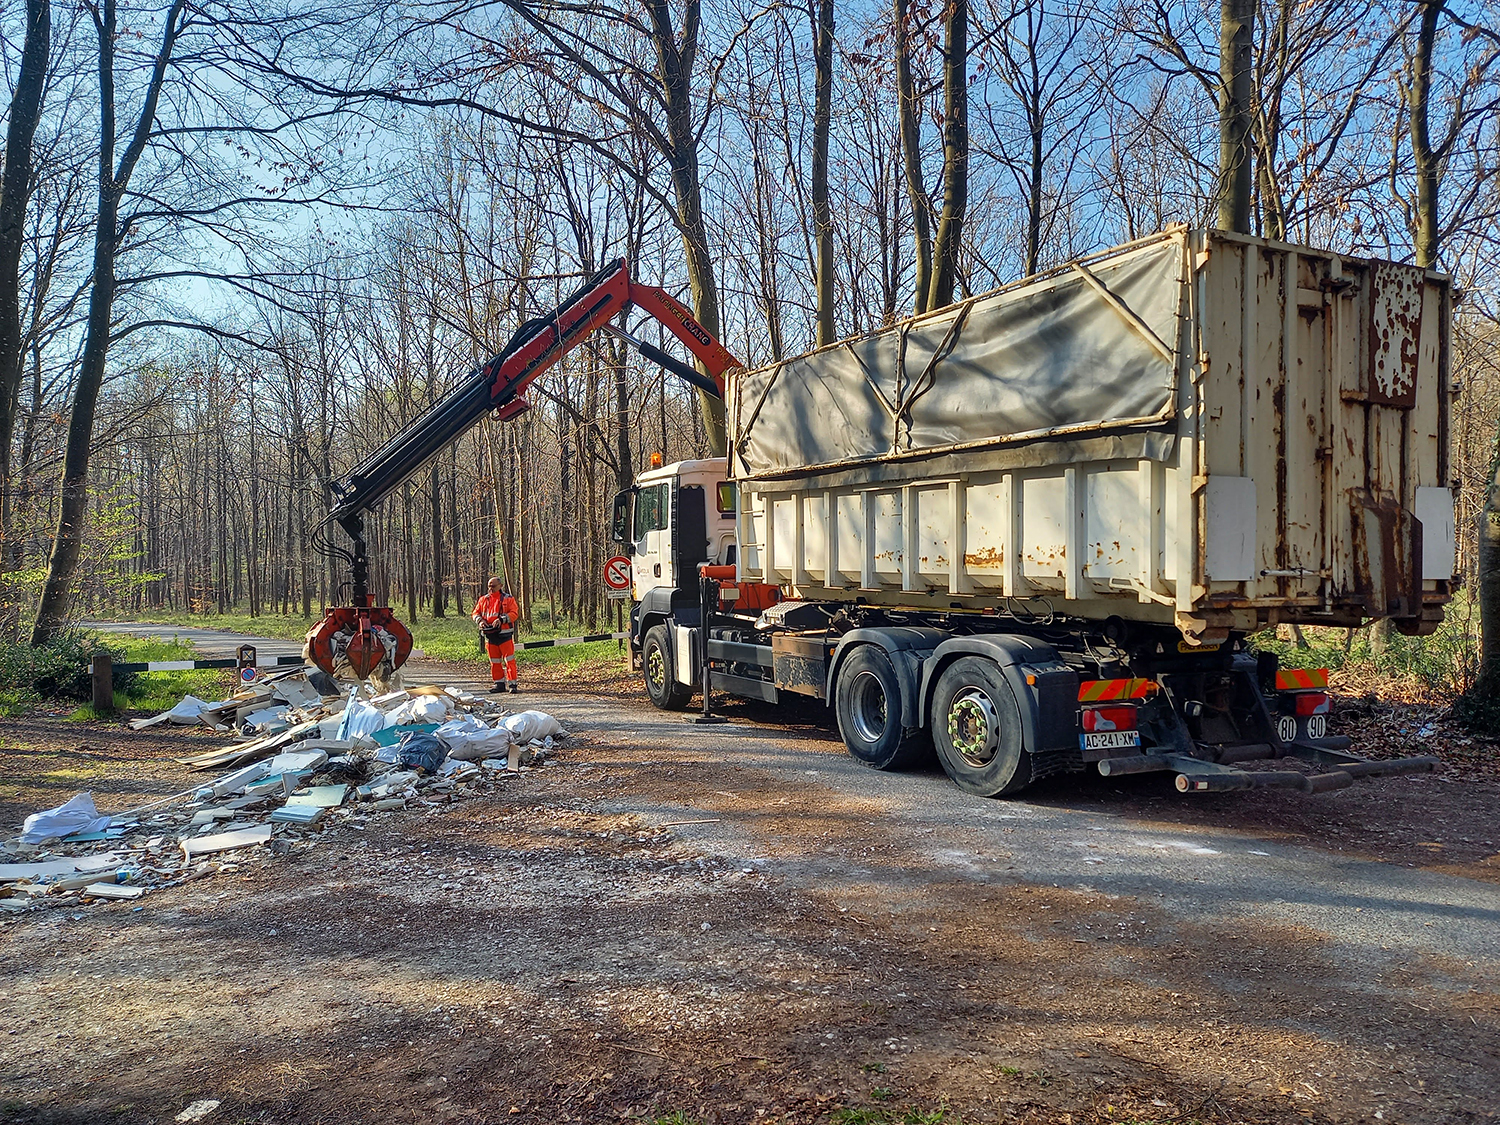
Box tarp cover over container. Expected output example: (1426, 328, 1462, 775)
(731, 231, 1187, 479)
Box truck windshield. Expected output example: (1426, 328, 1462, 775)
(633, 483, 668, 539)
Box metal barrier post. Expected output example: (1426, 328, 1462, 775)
(90, 654, 114, 713)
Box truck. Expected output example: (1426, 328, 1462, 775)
(612, 226, 1454, 796)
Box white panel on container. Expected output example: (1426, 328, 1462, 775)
(964, 482, 1006, 584)
(1414, 486, 1456, 580)
(1084, 468, 1144, 580)
(917, 487, 951, 578)
(804, 494, 828, 582)
(1163, 467, 1181, 582)
(1204, 476, 1257, 581)
(871, 491, 903, 581)
(771, 498, 796, 577)
(836, 494, 862, 585)
(1021, 475, 1068, 580)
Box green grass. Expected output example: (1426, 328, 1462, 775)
(98, 606, 630, 670)
(830, 1110, 959, 1125)
(87, 632, 233, 715)
(1248, 593, 1483, 701)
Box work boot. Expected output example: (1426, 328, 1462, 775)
(488, 682, 506, 694)
(508, 682, 519, 693)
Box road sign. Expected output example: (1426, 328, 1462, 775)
(236, 644, 257, 683)
(604, 554, 632, 591)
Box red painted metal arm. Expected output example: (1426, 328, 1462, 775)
(479, 260, 743, 411)
(482, 260, 634, 409)
(626, 281, 743, 395)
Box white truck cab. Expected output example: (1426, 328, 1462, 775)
(612, 457, 736, 602)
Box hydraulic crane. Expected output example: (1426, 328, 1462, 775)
(303, 259, 743, 682)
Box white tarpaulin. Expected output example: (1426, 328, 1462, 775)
(20, 792, 113, 844)
(730, 232, 1185, 480)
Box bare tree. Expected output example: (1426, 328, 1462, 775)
(0, 0, 51, 572)
(927, 0, 968, 309)
(1216, 0, 1255, 232)
(812, 0, 836, 346)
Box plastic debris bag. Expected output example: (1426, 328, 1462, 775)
(339, 699, 393, 740)
(500, 710, 567, 742)
(434, 715, 513, 761)
(21, 792, 113, 844)
(167, 695, 213, 724)
(388, 695, 450, 726)
(392, 731, 446, 773)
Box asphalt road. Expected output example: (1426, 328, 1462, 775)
(90, 620, 1500, 975)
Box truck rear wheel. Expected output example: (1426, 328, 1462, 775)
(834, 646, 929, 770)
(643, 624, 693, 711)
(931, 656, 1032, 796)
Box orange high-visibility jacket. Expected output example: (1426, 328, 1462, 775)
(472, 591, 519, 632)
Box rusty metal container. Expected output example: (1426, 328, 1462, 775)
(728, 227, 1454, 643)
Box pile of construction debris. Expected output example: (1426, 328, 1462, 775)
(0, 668, 567, 916)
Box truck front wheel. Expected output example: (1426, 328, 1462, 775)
(834, 646, 929, 770)
(931, 657, 1032, 796)
(643, 624, 693, 711)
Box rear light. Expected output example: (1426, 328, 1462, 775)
(1081, 705, 1137, 732)
(1292, 691, 1330, 716)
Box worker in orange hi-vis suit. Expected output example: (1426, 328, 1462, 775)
(472, 576, 521, 693)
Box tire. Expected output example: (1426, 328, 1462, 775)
(642, 624, 693, 710)
(931, 656, 1032, 796)
(833, 645, 930, 770)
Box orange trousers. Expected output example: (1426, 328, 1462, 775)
(486, 637, 517, 684)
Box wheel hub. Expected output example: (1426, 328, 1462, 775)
(647, 647, 666, 692)
(948, 690, 999, 766)
(849, 670, 889, 742)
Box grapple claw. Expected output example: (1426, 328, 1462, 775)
(303, 605, 414, 683)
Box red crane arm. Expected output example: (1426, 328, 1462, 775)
(481, 260, 741, 417)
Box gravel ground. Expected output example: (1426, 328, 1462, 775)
(0, 651, 1496, 1125)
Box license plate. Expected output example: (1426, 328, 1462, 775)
(1080, 730, 1142, 751)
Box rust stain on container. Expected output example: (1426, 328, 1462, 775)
(964, 547, 1004, 567)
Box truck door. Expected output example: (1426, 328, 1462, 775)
(632, 480, 671, 596)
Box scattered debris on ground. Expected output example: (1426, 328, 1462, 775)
(0, 670, 568, 915)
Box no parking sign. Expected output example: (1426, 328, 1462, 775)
(604, 555, 631, 599)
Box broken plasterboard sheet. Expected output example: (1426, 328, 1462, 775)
(284, 784, 348, 808)
(270, 678, 321, 707)
(180, 824, 272, 860)
(0, 852, 123, 883)
(83, 882, 145, 900)
(269, 805, 325, 826)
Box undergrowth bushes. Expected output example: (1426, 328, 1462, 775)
(0, 632, 136, 714)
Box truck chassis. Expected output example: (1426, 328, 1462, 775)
(632, 574, 1437, 797)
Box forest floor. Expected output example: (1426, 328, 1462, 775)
(1, 655, 1497, 1125)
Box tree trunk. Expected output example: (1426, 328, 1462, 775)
(1217, 0, 1255, 233)
(430, 462, 445, 616)
(812, 0, 835, 347)
(1410, 0, 1443, 270)
(0, 0, 50, 573)
(895, 0, 931, 314)
(926, 0, 968, 312)
(32, 0, 186, 644)
(645, 0, 728, 455)
(1478, 436, 1500, 696)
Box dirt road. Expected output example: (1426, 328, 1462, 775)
(1, 654, 1497, 1125)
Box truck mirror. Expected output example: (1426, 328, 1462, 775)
(610, 489, 632, 544)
